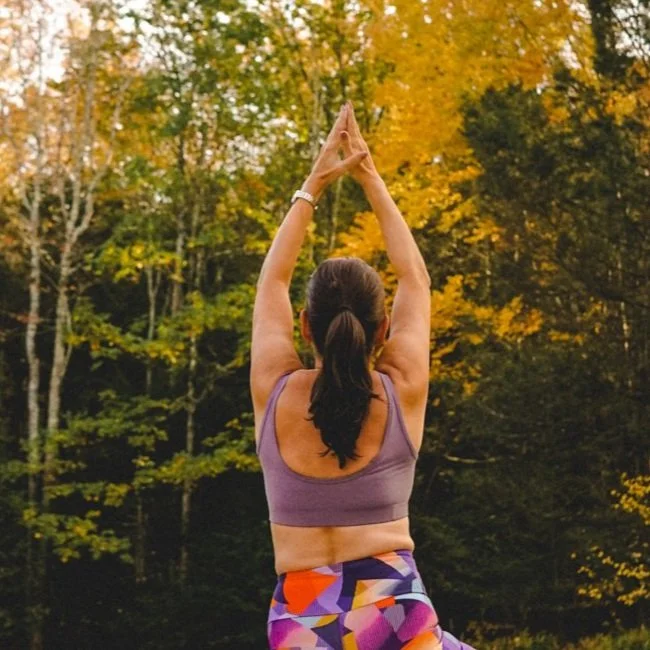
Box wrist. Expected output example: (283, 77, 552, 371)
(360, 173, 384, 193)
(301, 175, 326, 203)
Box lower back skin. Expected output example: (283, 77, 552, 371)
(270, 516, 415, 575)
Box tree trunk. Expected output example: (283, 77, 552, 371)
(179, 195, 203, 586)
(45, 248, 72, 471)
(171, 215, 185, 314)
(25, 198, 43, 650)
(179, 331, 197, 587)
(145, 265, 158, 395)
(134, 265, 160, 584)
(40, 247, 73, 646)
(171, 132, 187, 315)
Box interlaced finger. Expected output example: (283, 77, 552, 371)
(330, 149, 369, 181)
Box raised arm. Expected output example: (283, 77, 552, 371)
(341, 102, 431, 402)
(365, 176, 431, 396)
(250, 104, 369, 413)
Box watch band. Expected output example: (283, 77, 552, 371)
(291, 189, 318, 210)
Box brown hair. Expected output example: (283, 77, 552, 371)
(304, 257, 386, 469)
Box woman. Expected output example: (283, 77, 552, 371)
(251, 101, 475, 650)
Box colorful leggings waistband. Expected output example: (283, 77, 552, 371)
(267, 549, 475, 650)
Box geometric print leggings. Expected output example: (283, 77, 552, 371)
(267, 549, 476, 649)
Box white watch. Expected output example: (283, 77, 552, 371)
(291, 189, 318, 210)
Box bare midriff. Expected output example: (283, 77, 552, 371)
(271, 517, 415, 575)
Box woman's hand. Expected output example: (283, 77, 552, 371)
(301, 103, 369, 201)
(339, 100, 380, 188)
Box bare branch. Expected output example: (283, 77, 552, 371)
(74, 75, 132, 243)
(443, 454, 500, 465)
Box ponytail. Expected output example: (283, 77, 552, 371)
(307, 309, 380, 469)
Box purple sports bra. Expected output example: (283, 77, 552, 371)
(255, 370, 418, 527)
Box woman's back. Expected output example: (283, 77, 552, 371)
(256, 368, 424, 575)
(274, 369, 409, 479)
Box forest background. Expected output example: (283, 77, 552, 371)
(0, 0, 648, 648)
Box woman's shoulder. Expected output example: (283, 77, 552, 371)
(251, 366, 303, 418)
(373, 363, 428, 409)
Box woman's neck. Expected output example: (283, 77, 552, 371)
(311, 358, 376, 372)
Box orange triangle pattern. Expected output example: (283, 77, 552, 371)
(283, 570, 339, 615)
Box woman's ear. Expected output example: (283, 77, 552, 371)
(300, 309, 312, 343)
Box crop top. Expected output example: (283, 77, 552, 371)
(255, 370, 418, 527)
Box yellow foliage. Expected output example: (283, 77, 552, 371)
(72, 524, 88, 538)
(367, 0, 587, 177)
(426, 272, 544, 382)
(548, 329, 586, 346)
(463, 218, 504, 245)
(617, 474, 650, 525)
(335, 211, 384, 259)
(605, 89, 639, 125)
(462, 380, 478, 397)
(544, 102, 572, 125)
(577, 474, 650, 606)
(431, 275, 543, 345)
(430, 274, 465, 332)
(493, 297, 544, 341)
